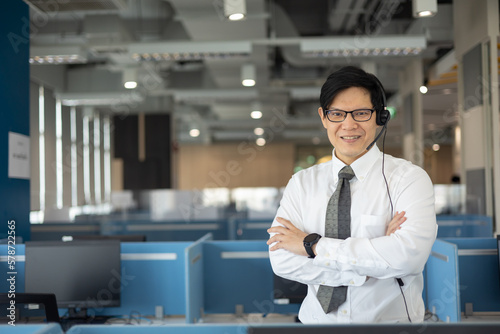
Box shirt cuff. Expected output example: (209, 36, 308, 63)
(313, 237, 366, 286)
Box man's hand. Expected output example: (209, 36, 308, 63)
(267, 217, 309, 256)
(386, 211, 406, 236)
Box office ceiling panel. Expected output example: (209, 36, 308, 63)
(25, 0, 456, 146)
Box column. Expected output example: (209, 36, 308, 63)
(454, 0, 499, 231)
(399, 59, 425, 167)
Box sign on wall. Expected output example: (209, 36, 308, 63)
(8, 131, 30, 179)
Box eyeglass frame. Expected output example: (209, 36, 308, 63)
(323, 108, 376, 123)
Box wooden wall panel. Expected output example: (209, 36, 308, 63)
(177, 143, 295, 189)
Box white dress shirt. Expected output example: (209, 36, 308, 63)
(269, 146, 437, 324)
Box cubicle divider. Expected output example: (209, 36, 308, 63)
(442, 237, 500, 314)
(96, 241, 191, 317)
(425, 239, 461, 322)
(6, 234, 498, 328)
(0, 241, 191, 319)
(66, 324, 248, 334)
(0, 323, 63, 334)
(30, 219, 229, 242)
(229, 218, 272, 240)
(0, 234, 295, 325)
(108, 219, 229, 242)
(202, 240, 299, 316)
(436, 215, 493, 237)
(0, 244, 25, 294)
(185, 233, 212, 323)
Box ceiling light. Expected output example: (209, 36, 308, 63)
(224, 0, 246, 21)
(251, 111, 262, 119)
(242, 79, 255, 87)
(412, 0, 437, 18)
(300, 35, 426, 58)
(254, 127, 264, 136)
(256, 138, 266, 146)
(30, 46, 87, 65)
(129, 41, 252, 62)
(122, 68, 138, 89)
(417, 10, 433, 17)
(432, 144, 440, 151)
(420, 85, 428, 94)
(241, 63, 256, 87)
(124, 81, 137, 89)
(57, 92, 144, 106)
(228, 13, 245, 21)
(189, 129, 200, 137)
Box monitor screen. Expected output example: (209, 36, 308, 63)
(273, 274, 307, 304)
(25, 240, 121, 312)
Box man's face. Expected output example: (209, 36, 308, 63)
(318, 86, 379, 165)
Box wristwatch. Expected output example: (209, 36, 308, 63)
(303, 233, 322, 258)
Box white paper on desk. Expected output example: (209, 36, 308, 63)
(8, 131, 30, 179)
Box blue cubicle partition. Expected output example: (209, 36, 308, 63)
(66, 324, 248, 334)
(107, 219, 230, 242)
(425, 239, 461, 322)
(202, 240, 299, 315)
(442, 238, 500, 313)
(185, 233, 213, 323)
(30, 219, 229, 242)
(0, 242, 190, 318)
(436, 215, 493, 238)
(230, 219, 272, 240)
(94, 241, 190, 317)
(0, 324, 63, 334)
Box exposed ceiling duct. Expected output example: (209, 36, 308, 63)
(26, 0, 456, 145)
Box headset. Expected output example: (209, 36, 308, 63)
(366, 78, 412, 323)
(366, 77, 391, 151)
(375, 81, 391, 127)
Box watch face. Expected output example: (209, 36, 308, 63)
(304, 233, 319, 243)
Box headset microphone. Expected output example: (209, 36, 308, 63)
(366, 121, 388, 151)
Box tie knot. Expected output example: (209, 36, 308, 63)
(338, 165, 355, 180)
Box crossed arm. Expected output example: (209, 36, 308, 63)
(267, 211, 407, 257)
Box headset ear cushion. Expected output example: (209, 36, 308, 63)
(378, 108, 390, 126)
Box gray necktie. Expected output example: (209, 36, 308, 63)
(317, 165, 355, 314)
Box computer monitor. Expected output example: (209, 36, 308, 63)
(25, 240, 121, 319)
(273, 274, 307, 304)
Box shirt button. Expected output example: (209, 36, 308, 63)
(325, 262, 330, 266)
(349, 280, 354, 285)
(342, 310, 347, 314)
(321, 281, 325, 285)
(351, 260, 357, 264)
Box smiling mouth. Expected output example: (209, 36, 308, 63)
(341, 136, 361, 140)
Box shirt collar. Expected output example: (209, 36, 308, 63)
(330, 145, 382, 183)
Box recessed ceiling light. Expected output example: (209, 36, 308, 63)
(251, 111, 262, 119)
(189, 129, 200, 137)
(124, 81, 137, 89)
(254, 127, 264, 135)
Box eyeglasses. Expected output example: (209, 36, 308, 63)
(324, 108, 375, 122)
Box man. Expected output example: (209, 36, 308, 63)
(267, 66, 437, 323)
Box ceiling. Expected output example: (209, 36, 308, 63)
(25, 0, 456, 147)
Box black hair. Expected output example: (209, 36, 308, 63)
(319, 66, 386, 116)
